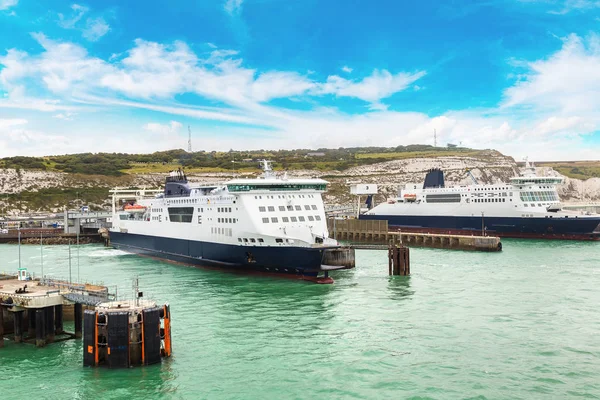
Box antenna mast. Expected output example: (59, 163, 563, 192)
(188, 126, 192, 152)
(434, 129, 437, 147)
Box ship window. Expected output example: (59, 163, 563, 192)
(238, 238, 242, 242)
(426, 193, 461, 203)
(259, 206, 266, 212)
(258, 238, 264, 243)
(295, 205, 301, 211)
(271, 217, 278, 223)
(308, 216, 314, 221)
(315, 215, 321, 221)
(120, 214, 128, 220)
(262, 217, 269, 223)
(276, 238, 283, 243)
(268, 206, 275, 212)
(298, 216, 305, 222)
(291, 216, 298, 222)
(250, 238, 256, 243)
(243, 238, 248, 242)
(279, 206, 285, 211)
(524, 204, 528, 207)
(168, 207, 194, 223)
(287, 205, 294, 211)
(282, 217, 289, 222)
(304, 205, 311, 210)
(311, 205, 317, 210)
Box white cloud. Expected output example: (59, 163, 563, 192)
(224, 0, 243, 15)
(341, 66, 353, 73)
(83, 17, 110, 41)
(53, 112, 77, 120)
(0, 118, 27, 129)
(58, 4, 88, 29)
(317, 69, 426, 105)
(143, 120, 183, 136)
(547, 0, 600, 14)
(0, 32, 598, 160)
(0, 0, 18, 11)
(503, 34, 600, 116)
(57, 4, 110, 42)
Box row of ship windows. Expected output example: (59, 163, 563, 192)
(519, 191, 558, 202)
(211, 227, 233, 236)
(217, 218, 237, 223)
(473, 187, 510, 191)
(238, 238, 288, 244)
(151, 208, 164, 213)
(473, 198, 507, 203)
(262, 215, 322, 223)
(253, 194, 315, 199)
(259, 205, 318, 212)
(239, 237, 264, 243)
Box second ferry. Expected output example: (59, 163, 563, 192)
(108, 161, 349, 282)
(360, 161, 600, 241)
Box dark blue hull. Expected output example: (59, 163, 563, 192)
(109, 231, 334, 279)
(359, 214, 600, 240)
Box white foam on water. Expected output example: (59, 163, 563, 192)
(87, 249, 130, 258)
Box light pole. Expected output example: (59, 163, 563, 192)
(481, 212, 485, 237)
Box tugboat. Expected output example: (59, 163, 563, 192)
(360, 161, 600, 240)
(109, 161, 351, 282)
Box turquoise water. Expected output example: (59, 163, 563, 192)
(1, 240, 600, 399)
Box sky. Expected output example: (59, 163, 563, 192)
(0, 0, 599, 160)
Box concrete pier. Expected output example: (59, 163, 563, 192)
(0, 275, 114, 347)
(328, 219, 502, 252)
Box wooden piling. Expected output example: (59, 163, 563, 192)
(388, 245, 410, 276)
(74, 303, 83, 339)
(35, 309, 46, 347)
(45, 306, 55, 343)
(13, 311, 23, 343)
(54, 305, 63, 334)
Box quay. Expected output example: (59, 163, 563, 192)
(0, 231, 102, 244)
(0, 273, 114, 347)
(328, 219, 502, 252)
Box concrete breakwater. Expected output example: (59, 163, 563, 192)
(328, 219, 502, 252)
(0, 233, 102, 245)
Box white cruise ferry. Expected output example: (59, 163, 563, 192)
(360, 161, 600, 240)
(109, 161, 345, 282)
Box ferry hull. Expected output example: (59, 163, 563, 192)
(359, 214, 600, 241)
(109, 231, 339, 282)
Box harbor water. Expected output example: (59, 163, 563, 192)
(1, 241, 599, 399)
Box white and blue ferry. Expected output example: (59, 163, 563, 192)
(361, 161, 600, 240)
(108, 161, 345, 282)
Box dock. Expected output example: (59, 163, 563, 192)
(0, 273, 114, 347)
(328, 219, 502, 252)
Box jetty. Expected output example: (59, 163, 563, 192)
(328, 219, 502, 252)
(0, 272, 114, 347)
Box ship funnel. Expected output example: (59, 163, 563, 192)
(423, 169, 445, 189)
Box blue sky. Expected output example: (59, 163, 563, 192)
(0, 0, 599, 160)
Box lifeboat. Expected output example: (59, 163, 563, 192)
(403, 193, 417, 202)
(123, 204, 147, 213)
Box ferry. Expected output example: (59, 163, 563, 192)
(108, 161, 346, 282)
(360, 161, 600, 240)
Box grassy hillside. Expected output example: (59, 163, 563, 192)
(0, 145, 482, 177)
(535, 161, 600, 180)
